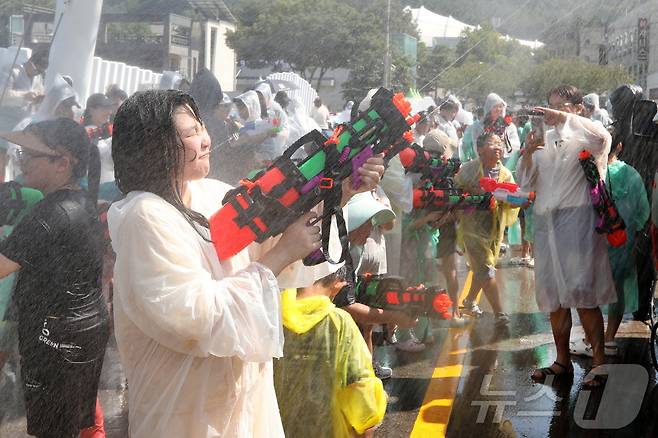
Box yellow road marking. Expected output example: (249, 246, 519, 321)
(410, 271, 480, 438)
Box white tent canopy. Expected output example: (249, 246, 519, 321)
(405, 5, 544, 50)
(406, 6, 475, 46)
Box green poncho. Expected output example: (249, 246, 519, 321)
(604, 160, 650, 315)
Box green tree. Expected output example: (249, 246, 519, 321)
(339, 0, 418, 101)
(416, 42, 455, 97)
(226, 0, 418, 100)
(342, 47, 416, 102)
(434, 27, 537, 103)
(226, 0, 363, 91)
(521, 58, 632, 102)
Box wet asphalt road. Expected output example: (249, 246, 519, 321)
(375, 257, 658, 438)
(1, 252, 656, 437)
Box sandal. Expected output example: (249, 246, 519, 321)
(582, 365, 608, 388)
(531, 361, 574, 382)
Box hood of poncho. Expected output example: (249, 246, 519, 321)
(280, 289, 335, 334)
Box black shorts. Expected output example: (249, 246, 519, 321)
(436, 222, 457, 259)
(21, 322, 109, 438)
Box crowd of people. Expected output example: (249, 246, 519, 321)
(0, 45, 657, 438)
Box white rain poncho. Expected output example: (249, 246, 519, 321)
(254, 82, 290, 161)
(107, 178, 285, 438)
(235, 90, 261, 123)
(332, 101, 354, 125)
(516, 114, 616, 312)
(380, 155, 413, 275)
(470, 93, 520, 160)
(447, 95, 473, 126)
(583, 93, 612, 127)
(286, 96, 321, 151)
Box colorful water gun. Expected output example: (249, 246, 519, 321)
(209, 87, 419, 265)
(85, 123, 113, 142)
(413, 187, 493, 211)
(578, 150, 627, 247)
(479, 178, 535, 206)
(399, 142, 461, 184)
(0, 182, 44, 227)
(354, 274, 452, 319)
(239, 118, 282, 137)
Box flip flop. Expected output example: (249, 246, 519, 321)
(531, 361, 574, 382)
(582, 365, 608, 388)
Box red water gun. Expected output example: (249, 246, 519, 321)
(578, 150, 627, 247)
(86, 123, 113, 142)
(399, 142, 461, 184)
(209, 88, 419, 265)
(355, 274, 452, 319)
(479, 177, 535, 206)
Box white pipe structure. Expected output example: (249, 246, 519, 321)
(45, 0, 103, 104)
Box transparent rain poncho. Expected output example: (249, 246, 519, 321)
(516, 114, 617, 312)
(583, 93, 612, 127)
(107, 178, 285, 438)
(454, 159, 519, 271)
(274, 289, 386, 438)
(254, 82, 290, 161)
(286, 96, 321, 148)
(470, 93, 521, 160)
(603, 159, 650, 315)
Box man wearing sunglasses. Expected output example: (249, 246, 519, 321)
(0, 118, 109, 438)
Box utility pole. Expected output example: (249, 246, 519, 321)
(383, 0, 391, 88)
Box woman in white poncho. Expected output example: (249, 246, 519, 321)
(470, 92, 521, 162)
(517, 85, 616, 388)
(107, 90, 323, 437)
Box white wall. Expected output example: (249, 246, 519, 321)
(204, 20, 236, 92)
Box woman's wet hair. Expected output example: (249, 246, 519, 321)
(315, 265, 349, 288)
(547, 85, 583, 105)
(112, 89, 210, 234)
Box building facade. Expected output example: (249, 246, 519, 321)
(605, 1, 658, 97)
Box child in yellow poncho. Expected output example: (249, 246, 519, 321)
(455, 132, 519, 325)
(274, 267, 387, 437)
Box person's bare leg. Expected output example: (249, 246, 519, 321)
(481, 277, 503, 314)
(605, 316, 622, 343)
(520, 215, 529, 258)
(464, 272, 485, 303)
(604, 281, 625, 343)
(533, 307, 572, 378)
(440, 254, 460, 317)
(577, 307, 605, 366)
